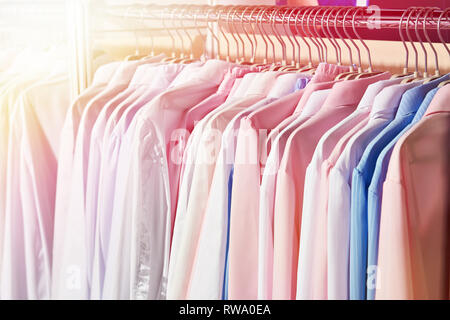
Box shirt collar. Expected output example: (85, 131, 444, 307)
(309, 63, 349, 83)
(106, 55, 164, 88)
(169, 61, 204, 87)
(321, 72, 391, 110)
(301, 89, 331, 118)
(355, 72, 397, 110)
(217, 66, 256, 94)
(267, 73, 307, 98)
(91, 62, 122, 86)
(231, 72, 260, 98)
(424, 84, 450, 116)
(246, 71, 280, 96)
(187, 59, 234, 86)
(396, 74, 450, 117)
(369, 81, 422, 119)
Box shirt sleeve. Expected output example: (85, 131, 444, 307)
(375, 179, 413, 299)
(272, 167, 299, 299)
(327, 167, 352, 300)
(349, 168, 370, 300)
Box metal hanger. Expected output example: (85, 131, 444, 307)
(247, 7, 260, 64)
(287, 7, 302, 69)
(206, 7, 221, 60)
(161, 6, 178, 62)
(237, 6, 255, 65)
(255, 7, 269, 65)
(352, 7, 384, 79)
(124, 7, 146, 61)
(280, 7, 297, 69)
(305, 7, 324, 63)
(342, 7, 365, 80)
(296, 7, 320, 73)
(261, 7, 277, 66)
(177, 6, 197, 64)
(335, 7, 358, 80)
(422, 7, 442, 83)
(225, 6, 241, 63)
(192, 5, 207, 62)
(391, 7, 414, 78)
(170, 7, 188, 63)
(217, 6, 231, 62)
(269, 7, 288, 70)
(313, 7, 328, 63)
(437, 8, 450, 88)
(322, 7, 341, 65)
(401, 7, 421, 83)
(280, 7, 305, 72)
(295, 7, 315, 72)
(232, 6, 246, 63)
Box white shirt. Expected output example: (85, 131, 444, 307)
(187, 73, 305, 299)
(103, 60, 231, 300)
(258, 89, 331, 299)
(90, 63, 184, 299)
(2, 74, 69, 299)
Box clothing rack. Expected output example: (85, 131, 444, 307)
(100, 5, 449, 42)
(73, 3, 450, 96)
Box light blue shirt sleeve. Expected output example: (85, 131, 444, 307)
(222, 166, 234, 300)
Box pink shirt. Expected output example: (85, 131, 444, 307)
(299, 73, 392, 300)
(376, 85, 450, 300)
(168, 70, 279, 300)
(225, 73, 307, 300)
(272, 73, 386, 300)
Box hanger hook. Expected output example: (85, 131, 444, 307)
(313, 7, 328, 63)
(304, 7, 323, 63)
(323, 7, 340, 65)
(414, 8, 428, 77)
(170, 7, 185, 58)
(225, 6, 240, 62)
(399, 7, 412, 74)
(248, 7, 260, 63)
(162, 6, 176, 58)
(287, 7, 301, 68)
(353, 7, 373, 72)
(206, 7, 221, 60)
(261, 7, 276, 64)
(125, 6, 140, 56)
(295, 7, 313, 67)
(437, 8, 450, 56)
(406, 7, 420, 76)
(270, 6, 287, 65)
(281, 7, 296, 66)
(240, 7, 255, 63)
(335, 7, 354, 69)
(232, 6, 246, 62)
(179, 6, 195, 59)
(423, 7, 440, 76)
(343, 7, 362, 72)
(255, 7, 269, 64)
(216, 6, 230, 62)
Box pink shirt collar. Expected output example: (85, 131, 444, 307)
(424, 84, 450, 116)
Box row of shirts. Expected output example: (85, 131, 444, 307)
(0, 48, 70, 300)
(0, 52, 448, 300)
(170, 67, 450, 300)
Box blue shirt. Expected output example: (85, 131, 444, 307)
(222, 166, 234, 300)
(350, 74, 449, 300)
(366, 85, 443, 297)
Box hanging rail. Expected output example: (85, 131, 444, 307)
(99, 4, 449, 42)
